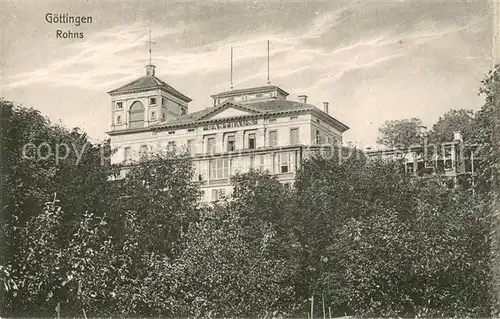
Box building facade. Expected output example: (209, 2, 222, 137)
(365, 132, 480, 187)
(107, 65, 349, 201)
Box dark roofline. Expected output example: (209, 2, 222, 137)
(107, 76, 192, 103)
(311, 108, 349, 133)
(210, 85, 289, 99)
(193, 101, 261, 121)
(108, 86, 193, 103)
(365, 140, 479, 156)
(107, 107, 349, 136)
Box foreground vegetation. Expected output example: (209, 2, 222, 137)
(0, 66, 499, 318)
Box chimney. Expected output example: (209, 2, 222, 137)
(453, 131, 463, 142)
(298, 95, 308, 103)
(145, 64, 156, 76)
(323, 101, 329, 114)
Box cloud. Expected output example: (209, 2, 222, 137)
(4, 22, 181, 89)
(6, 0, 482, 94)
(2, 3, 358, 90)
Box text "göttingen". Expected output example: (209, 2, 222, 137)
(45, 13, 93, 39)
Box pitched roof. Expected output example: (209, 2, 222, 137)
(107, 75, 192, 102)
(108, 98, 349, 136)
(152, 99, 348, 132)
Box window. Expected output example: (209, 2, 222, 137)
(187, 140, 195, 155)
(256, 93, 263, 97)
(129, 101, 145, 129)
(227, 135, 236, 152)
(211, 188, 226, 201)
(116, 115, 122, 125)
(168, 131, 176, 135)
(209, 159, 229, 180)
(290, 128, 299, 145)
(207, 137, 216, 154)
(256, 154, 265, 171)
(417, 161, 425, 171)
(168, 141, 176, 150)
(444, 145, 453, 170)
(181, 108, 187, 115)
(230, 157, 240, 174)
(188, 128, 195, 132)
(162, 97, 166, 105)
(211, 189, 219, 201)
(406, 162, 414, 174)
(124, 147, 131, 163)
(275, 152, 292, 174)
(139, 145, 148, 157)
(269, 131, 277, 147)
(151, 111, 157, 120)
(290, 116, 298, 120)
(316, 118, 320, 124)
(149, 97, 157, 105)
(248, 133, 256, 149)
(315, 130, 321, 144)
(116, 102, 123, 109)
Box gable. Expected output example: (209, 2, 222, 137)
(195, 102, 261, 121)
(210, 107, 256, 119)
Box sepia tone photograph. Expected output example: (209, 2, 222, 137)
(1, 0, 500, 318)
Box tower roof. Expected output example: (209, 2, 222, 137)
(107, 66, 192, 102)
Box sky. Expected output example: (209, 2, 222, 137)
(1, 0, 495, 147)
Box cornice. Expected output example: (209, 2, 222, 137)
(107, 109, 311, 136)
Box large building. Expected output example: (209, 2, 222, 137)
(107, 64, 349, 201)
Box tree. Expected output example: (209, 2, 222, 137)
(0, 100, 114, 316)
(428, 109, 477, 144)
(475, 65, 500, 314)
(114, 150, 201, 256)
(1, 195, 115, 317)
(293, 152, 491, 317)
(173, 204, 297, 318)
(377, 118, 424, 149)
(230, 170, 294, 249)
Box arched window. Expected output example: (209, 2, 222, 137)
(129, 101, 145, 129)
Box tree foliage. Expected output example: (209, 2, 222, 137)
(293, 154, 491, 317)
(475, 65, 500, 314)
(377, 118, 424, 148)
(0, 98, 494, 318)
(428, 109, 477, 144)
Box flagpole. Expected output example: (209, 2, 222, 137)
(267, 40, 271, 84)
(230, 46, 234, 89)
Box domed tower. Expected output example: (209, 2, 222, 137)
(107, 64, 192, 132)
